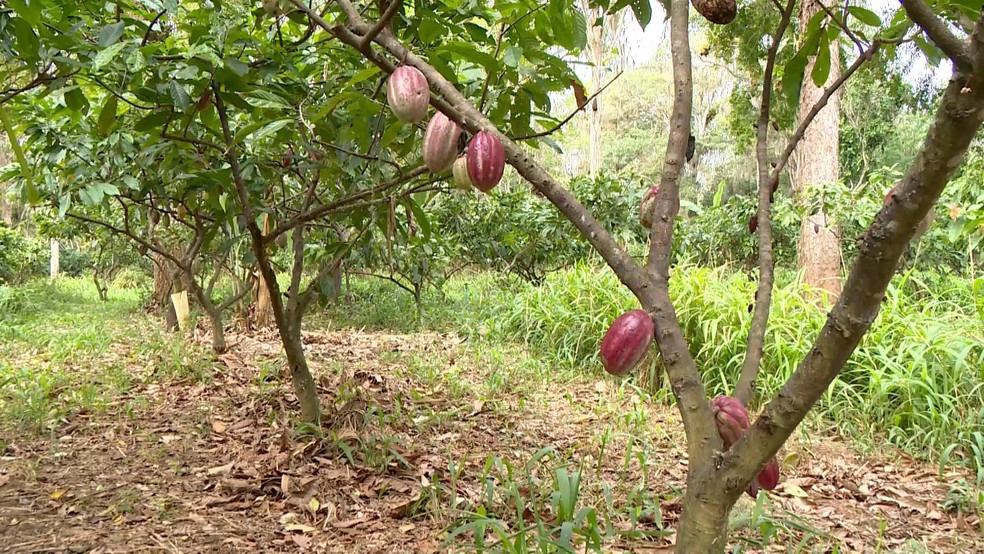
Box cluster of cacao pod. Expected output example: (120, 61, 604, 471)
(600, 309, 654, 376)
(710, 395, 780, 497)
(387, 65, 506, 193)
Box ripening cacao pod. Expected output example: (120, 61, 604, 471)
(177, 204, 187, 220)
(692, 0, 737, 25)
(710, 395, 750, 450)
(748, 215, 758, 234)
(639, 184, 659, 230)
(452, 157, 473, 190)
(422, 111, 462, 173)
(600, 309, 654, 376)
(466, 131, 505, 192)
(387, 66, 429, 123)
(883, 184, 935, 241)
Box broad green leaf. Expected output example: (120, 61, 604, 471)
(97, 95, 118, 136)
(98, 21, 126, 47)
(93, 41, 128, 70)
(10, 18, 40, 61)
(224, 57, 249, 77)
(436, 42, 500, 73)
(239, 118, 291, 144)
(64, 87, 88, 113)
(847, 6, 881, 26)
(347, 66, 382, 87)
(8, 0, 42, 26)
(503, 45, 523, 68)
(418, 18, 447, 43)
(170, 80, 192, 110)
(631, 0, 653, 30)
(811, 33, 831, 87)
(134, 110, 170, 132)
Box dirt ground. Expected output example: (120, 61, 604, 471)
(1, 328, 981, 553)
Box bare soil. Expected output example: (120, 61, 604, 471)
(1, 327, 981, 553)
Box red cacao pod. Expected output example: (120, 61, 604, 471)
(423, 111, 462, 173)
(386, 66, 429, 123)
(452, 156, 473, 190)
(600, 309, 654, 376)
(746, 457, 781, 498)
(466, 131, 505, 192)
(692, 0, 737, 25)
(639, 184, 659, 229)
(748, 215, 758, 234)
(710, 395, 750, 450)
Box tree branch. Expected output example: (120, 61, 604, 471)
(734, 0, 797, 406)
(714, 33, 984, 508)
(511, 71, 623, 141)
(360, 0, 402, 51)
(900, 0, 973, 71)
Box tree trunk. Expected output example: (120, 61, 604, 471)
(255, 213, 274, 327)
(49, 239, 59, 279)
(792, 0, 843, 302)
(152, 248, 182, 332)
(588, 8, 604, 177)
(674, 486, 730, 553)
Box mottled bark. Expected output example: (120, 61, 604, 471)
(255, 213, 274, 328)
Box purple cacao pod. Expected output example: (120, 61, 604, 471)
(600, 309, 655, 376)
(452, 156, 473, 191)
(710, 395, 750, 450)
(466, 131, 505, 192)
(386, 66, 429, 123)
(423, 111, 462, 173)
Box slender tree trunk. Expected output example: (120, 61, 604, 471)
(49, 239, 59, 279)
(588, 8, 604, 176)
(255, 213, 274, 327)
(792, 0, 843, 301)
(152, 250, 181, 332)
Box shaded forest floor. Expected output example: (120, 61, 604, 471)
(1, 287, 983, 553)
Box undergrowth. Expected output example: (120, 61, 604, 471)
(325, 263, 984, 477)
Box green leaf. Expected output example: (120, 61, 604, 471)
(418, 18, 447, 43)
(8, 0, 42, 26)
(405, 198, 431, 240)
(134, 110, 171, 132)
(58, 194, 71, 218)
(236, 118, 290, 144)
(631, 0, 653, 30)
(847, 6, 881, 26)
(346, 66, 381, 87)
(93, 41, 128, 70)
(97, 95, 118, 136)
(811, 33, 831, 87)
(98, 21, 126, 47)
(64, 87, 88, 113)
(245, 89, 292, 109)
(170, 81, 192, 111)
(224, 57, 249, 77)
(503, 46, 523, 68)
(436, 42, 500, 74)
(10, 19, 40, 61)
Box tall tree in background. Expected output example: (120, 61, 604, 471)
(792, 0, 844, 299)
(581, 2, 626, 176)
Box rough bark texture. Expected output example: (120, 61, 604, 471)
(49, 239, 59, 279)
(255, 213, 274, 328)
(792, 0, 843, 302)
(152, 248, 181, 332)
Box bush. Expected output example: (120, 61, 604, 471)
(111, 267, 151, 290)
(0, 226, 46, 284)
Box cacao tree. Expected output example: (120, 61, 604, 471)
(289, 0, 984, 549)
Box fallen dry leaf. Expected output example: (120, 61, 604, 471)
(49, 489, 67, 500)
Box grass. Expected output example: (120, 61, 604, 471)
(323, 262, 984, 479)
(0, 278, 212, 431)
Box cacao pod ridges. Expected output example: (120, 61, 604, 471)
(423, 111, 462, 173)
(710, 395, 781, 498)
(386, 66, 429, 123)
(600, 309, 655, 376)
(466, 131, 505, 192)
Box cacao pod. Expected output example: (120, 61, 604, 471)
(386, 66, 429, 123)
(177, 204, 187, 220)
(600, 309, 654, 376)
(466, 131, 505, 192)
(639, 184, 659, 230)
(692, 0, 737, 25)
(748, 215, 758, 234)
(711, 395, 782, 497)
(423, 111, 462, 173)
(451, 157, 473, 190)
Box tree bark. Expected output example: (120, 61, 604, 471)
(255, 213, 274, 328)
(792, 0, 843, 302)
(588, 7, 604, 176)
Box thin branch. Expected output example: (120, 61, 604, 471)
(900, 0, 973, 71)
(360, 0, 402, 51)
(770, 42, 879, 182)
(734, 0, 797, 405)
(511, 71, 623, 141)
(819, 1, 865, 55)
(714, 57, 984, 505)
(142, 10, 167, 46)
